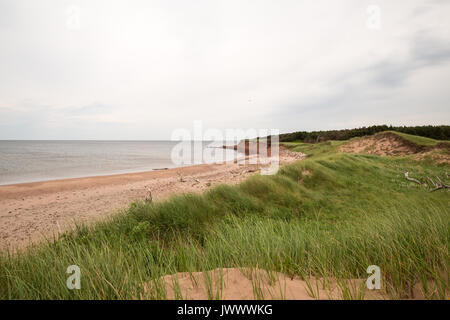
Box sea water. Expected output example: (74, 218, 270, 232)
(0, 140, 240, 185)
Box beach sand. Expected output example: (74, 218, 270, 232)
(0, 147, 305, 250)
(147, 268, 388, 300)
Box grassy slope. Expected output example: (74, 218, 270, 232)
(0, 141, 449, 299)
(384, 131, 447, 146)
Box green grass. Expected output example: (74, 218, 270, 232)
(385, 131, 447, 146)
(0, 144, 448, 299)
(282, 140, 345, 158)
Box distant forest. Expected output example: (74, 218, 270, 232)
(279, 125, 450, 143)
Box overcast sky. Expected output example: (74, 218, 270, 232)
(0, 0, 449, 140)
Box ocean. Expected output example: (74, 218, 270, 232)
(0, 140, 241, 185)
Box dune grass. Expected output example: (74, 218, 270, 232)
(282, 140, 345, 158)
(0, 144, 448, 299)
(387, 131, 448, 146)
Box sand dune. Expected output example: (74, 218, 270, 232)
(339, 132, 450, 164)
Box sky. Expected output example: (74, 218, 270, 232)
(0, 0, 449, 140)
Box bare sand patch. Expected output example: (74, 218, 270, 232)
(143, 268, 388, 300)
(413, 149, 450, 164)
(339, 132, 421, 156)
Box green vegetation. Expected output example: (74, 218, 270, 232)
(0, 139, 448, 299)
(282, 140, 345, 158)
(279, 125, 450, 142)
(389, 131, 446, 146)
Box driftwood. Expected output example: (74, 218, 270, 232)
(427, 176, 450, 192)
(427, 177, 438, 188)
(177, 172, 186, 182)
(404, 172, 449, 192)
(404, 172, 422, 185)
(145, 187, 152, 203)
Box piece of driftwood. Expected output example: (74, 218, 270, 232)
(177, 172, 186, 182)
(405, 172, 449, 192)
(427, 177, 438, 188)
(145, 187, 152, 203)
(404, 172, 422, 185)
(427, 176, 450, 192)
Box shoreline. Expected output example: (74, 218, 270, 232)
(0, 166, 176, 187)
(0, 162, 216, 199)
(0, 147, 305, 250)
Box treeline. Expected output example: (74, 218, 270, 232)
(279, 125, 450, 143)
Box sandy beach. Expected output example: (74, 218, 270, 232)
(0, 147, 304, 250)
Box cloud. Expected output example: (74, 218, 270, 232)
(0, 0, 449, 139)
(270, 23, 450, 132)
(67, 103, 110, 115)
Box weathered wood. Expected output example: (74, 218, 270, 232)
(405, 172, 449, 192)
(145, 187, 152, 203)
(427, 177, 437, 188)
(177, 172, 186, 182)
(404, 172, 422, 185)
